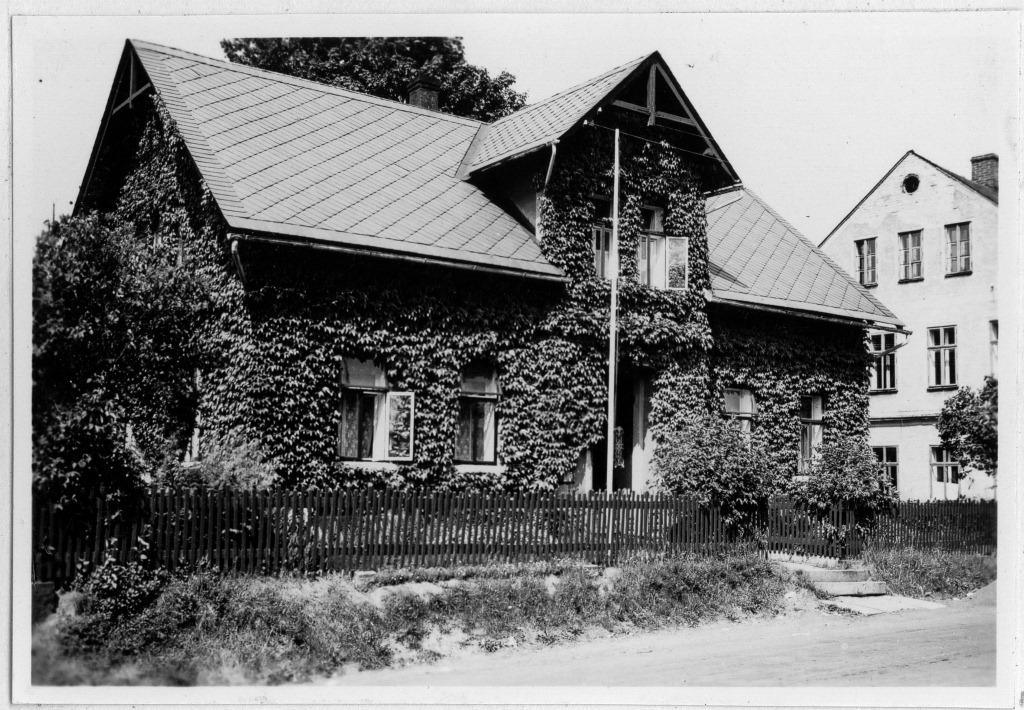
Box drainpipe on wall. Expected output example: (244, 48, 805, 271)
(543, 140, 559, 189)
(230, 238, 248, 286)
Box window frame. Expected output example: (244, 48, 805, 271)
(898, 229, 923, 282)
(926, 325, 958, 389)
(666, 236, 689, 291)
(338, 358, 415, 462)
(869, 333, 897, 392)
(855, 237, 877, 286)
(637, 206, 667, 289)
(989, 320, 998, 376)
(930, 445, 961, 484)
(455, 367, 500, 465)
(723, 387, 756, 434)
(798, 395, 825, 473)
(944, 222, 972, 276)
(872, 445, 899, 489)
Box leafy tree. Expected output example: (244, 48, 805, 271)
(652, 414, 784, 534)
(219, 37, 526, 122)
(33, 214, 212, 518)
(788, 435, 897, 535)
(938, 376, 998, 476)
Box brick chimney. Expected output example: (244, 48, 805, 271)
(970, 153, 998, 191)
(406, 74, 441, 111)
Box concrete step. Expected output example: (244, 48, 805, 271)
(814, 580, 888, 597)
(797, 567, 870, 583)
(777, 561, 870, 583)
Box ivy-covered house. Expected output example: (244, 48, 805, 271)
(76, 40, 902, 492)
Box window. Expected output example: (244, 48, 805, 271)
(338, 358, 414, 461)
(931, 446, 960, 484)
(855, 238, 877, 286)
(456, 365, 499, 464)
(593, 226, 612, 279)
(637, 207, 666, 288)
(723, 388, 756, 433)
(798, 395, 825, 472)
(869, 333, 896, 391)
(945, 222, 971, 275)
(873, 446, 898, 488)
(666, 236, 689, 290)
(927, 326, 957, 388)
(989, 320, 998, 376)
(901, 174, 920, 193)
(898, 230, 922, 280)
(184, 369, 203, 463)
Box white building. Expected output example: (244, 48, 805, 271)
(819, 151, 998, 500)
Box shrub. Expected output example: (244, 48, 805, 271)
(653, 414, 783, 534)
(863, 546, 995, 599)
(155, 434, 280, 489)
(80, 558, 168, 621)
(788, 435, 897, 534)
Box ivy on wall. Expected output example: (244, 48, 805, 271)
(98, 98, 870, 493)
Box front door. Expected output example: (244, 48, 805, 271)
(590, 372, 649, 492)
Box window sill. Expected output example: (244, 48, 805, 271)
(454, 463, 506, 473)
(869, 388, 899, 395)
(897, 277, 924, 284)
(927, 385, 959, 392)
(860, 282, 878, 289)
(338, 460, 404, 470)
(945, 270, 972, 278)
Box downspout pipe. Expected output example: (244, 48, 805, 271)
(230, 238, 248, 286)
(543, 140, 559, 189)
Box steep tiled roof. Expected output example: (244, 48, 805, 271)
(706, 186, 902, 326)
(129, 40, 562, 279)
(459, 55, 648, 174)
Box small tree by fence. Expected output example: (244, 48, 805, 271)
(32, 490, 996, 583)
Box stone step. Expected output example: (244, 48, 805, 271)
(813, 580, 888, 597)
(797, 567, 871, 583)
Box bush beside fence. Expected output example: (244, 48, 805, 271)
(32, 490, 996, 583)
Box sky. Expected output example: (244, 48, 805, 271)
(11, 11, 1019, 246)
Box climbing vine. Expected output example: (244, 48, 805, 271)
(77, 97, 871, 496)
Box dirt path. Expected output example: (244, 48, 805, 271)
(331, 593, 996, 687)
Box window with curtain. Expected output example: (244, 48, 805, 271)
(723, 387, 756, 434)
(798, 395, 825, 473)
(637, 206, 666, 288)
(456, 365, 499, 464)
(338, 358, 414, 461)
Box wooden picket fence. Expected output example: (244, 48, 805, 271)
(32, 490, 732, 583)
(32, 490, 997, 583)
(866, 500, 996, 555)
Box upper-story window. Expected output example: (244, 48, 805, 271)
(338, 358, 414, 461)
(898, 230, 923, 281)
(855, 238, 877, 286)
(456, 364, 499, 465)
(798, 395, 825, 473)
(869, 333, 896, 392)
(945, 222, 971, 275)
(592, 197, 614, 279)
(927, 326, 957, 389)
(637, 207, 666, 288)
(723, 387, 756, 434)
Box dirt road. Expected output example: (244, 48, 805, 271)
(333, 592, 996, 687)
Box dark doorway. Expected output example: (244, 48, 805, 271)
(591, 371, 636, 492)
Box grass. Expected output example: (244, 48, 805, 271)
(862, 546, 995, 599)
(35, 551, 788, 685)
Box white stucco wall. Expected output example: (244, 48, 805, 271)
(821, 152, 997, 500)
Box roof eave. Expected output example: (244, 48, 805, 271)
(708, 291, 906, 332)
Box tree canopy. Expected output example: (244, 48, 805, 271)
(219, 37, 527, 122)
(938, 376, 998, 476)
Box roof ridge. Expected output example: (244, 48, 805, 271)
(129, 38, 485, 128)
(486, 53, 649, 128)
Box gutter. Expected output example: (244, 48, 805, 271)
(706, 293, 910, 335)
(543, 140, 559, 188)
(231, 232, 567, 284)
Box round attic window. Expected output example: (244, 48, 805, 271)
(902, 174, 920, 193)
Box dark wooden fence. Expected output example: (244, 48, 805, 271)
(33, 490, 732, 583)
(32, 491, 996, 583)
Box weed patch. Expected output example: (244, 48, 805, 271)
(40, 551, 787, 685)
(863, 547, 995, 599)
